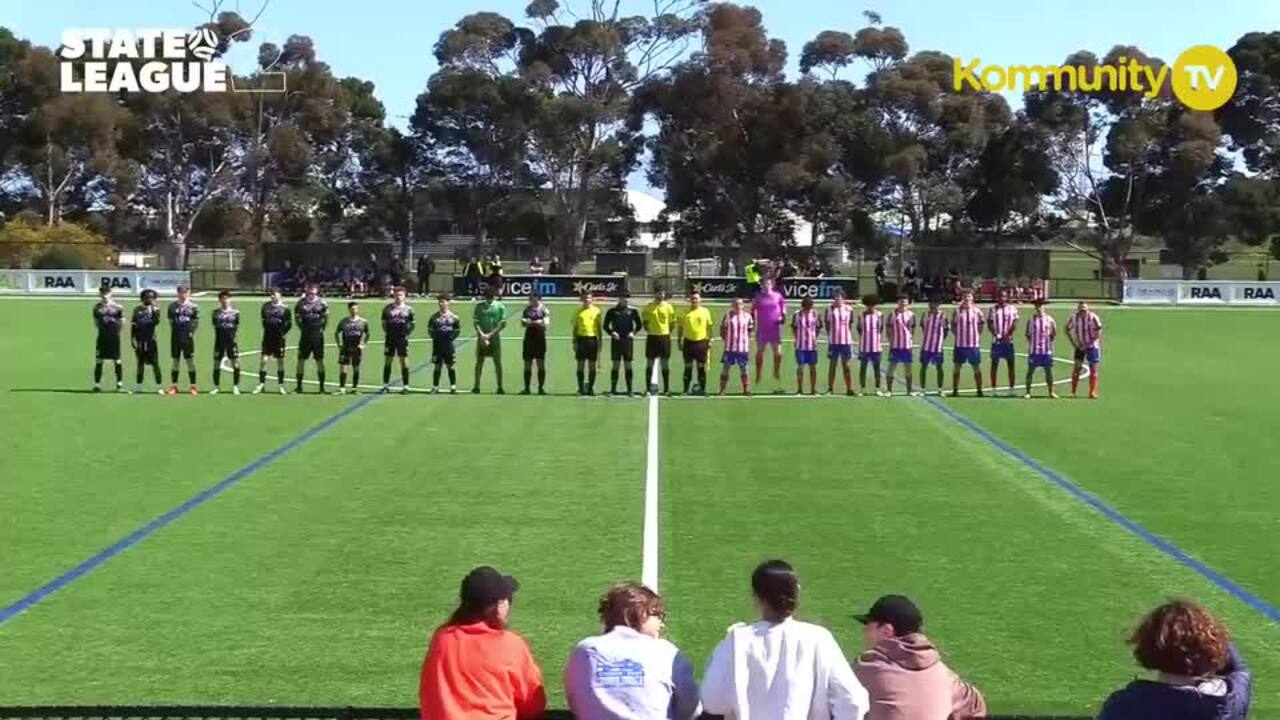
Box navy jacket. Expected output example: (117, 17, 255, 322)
(1098, 645, 1251, 720)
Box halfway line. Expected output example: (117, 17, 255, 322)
(0, 352, 448, 626)
(641, 361, 661, 590)
(924, 397, 1280, 624)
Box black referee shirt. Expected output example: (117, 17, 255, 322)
(604, 305, 642, 338)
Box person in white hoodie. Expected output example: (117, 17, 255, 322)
(701, 560, 869, 720)
(565, 582, 701, 720)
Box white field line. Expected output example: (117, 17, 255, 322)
(642, 360, 661, 590)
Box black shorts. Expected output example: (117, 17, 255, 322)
(298, 333, 326, 361)
(611, 337, 635, 362)
(214, 335, 239, 361)
(385, 335, 409, 358)
(96, 334, 121, 361)
(432, 343, 456, 366)
(261, 332, 286, 358)
(134, 338, 159, 366)
(682, 339, 709, 363)
(574, 336, 600, 362)
(339, 345, 363, 366)
(523, 332, 547, 361)
(170, 334, 195, 360)
(645, 335, 672, 360)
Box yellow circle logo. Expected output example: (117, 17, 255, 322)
(1170, 45, 1237, 111)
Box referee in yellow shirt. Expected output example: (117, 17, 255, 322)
(572, 291, 604, 395)
(642, 289, 677, 395)
(678, 290, 714, 395)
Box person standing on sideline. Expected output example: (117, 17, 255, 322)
(857, 295, 885, 396)
(419, 566, 546, 720)
(1098, 600, 1251, 720)
(751, 278, 786, 392)
(853, 595, 987, 720)
(701, 560, 868, 720)
(1024, 299, 1057, 399)
(549, 256, 563, 275)
(677, 292, 713, 396)
(950, 290, 984, 397)
(885, 295, 915, 396)
(719, 297, 754, 396)
(744, 259, 762, 295)
(472, 287, 508, 394)
(92, 286, 125, 392)
(565, 583, 700, 720)
(918, 297, 948, 395)
(986, 288, 1019, 396)
(520, 294, 551, 395)
(428, 294, 462, 394)
(791, 297, 822, 395)
(603, 292, 643, 396)
(529, 256, 545, 275)
(417, 254, 435, 296)
(1066, 301, 1103, 399)
(641, 289, 677, 396)
(825, 291, 855, 396)
(572, 292, 604, 396)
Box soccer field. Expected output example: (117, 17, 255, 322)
(1, 296, 1278, 717)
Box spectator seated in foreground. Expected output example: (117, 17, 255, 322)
(852, 594, 986, 720)
(1098, 599, 1251, 720)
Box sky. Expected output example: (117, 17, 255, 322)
(9, 0, 1279, 191)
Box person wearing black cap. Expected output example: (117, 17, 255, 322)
(853, 595, 986, 720)
(419, 566, 546, 720)
(702, 560, 868, 720)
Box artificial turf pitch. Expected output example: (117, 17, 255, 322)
(0, 296, 1277, 717)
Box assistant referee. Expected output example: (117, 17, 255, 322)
(642, 290, 676, 395)
(572, 292, 603, 396)
(678, 291, 713, 396)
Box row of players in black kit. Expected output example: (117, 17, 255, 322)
(90, 282, 459, 395)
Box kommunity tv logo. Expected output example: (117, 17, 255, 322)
(953, 45, 1237, 111)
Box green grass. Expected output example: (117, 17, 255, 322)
(0, 296, 1278, 716)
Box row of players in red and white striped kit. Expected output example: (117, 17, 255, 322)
(717, 288, 1102, 399)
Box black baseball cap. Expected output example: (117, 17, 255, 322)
(460, 566, 519, 608)
(855, 595, 923, 635)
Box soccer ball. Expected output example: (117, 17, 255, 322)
(186, 27, 219, 62)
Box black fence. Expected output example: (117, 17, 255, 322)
(0, 707, 1091, 720)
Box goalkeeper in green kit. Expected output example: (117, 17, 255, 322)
(472, 286, 508, 394)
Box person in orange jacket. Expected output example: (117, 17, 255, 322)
(420, 566, 546, 720)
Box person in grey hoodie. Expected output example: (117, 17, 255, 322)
(852, 595, 987, 720)
(565, 582, 700, 720)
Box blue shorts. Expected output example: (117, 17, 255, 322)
(828, 345, 853, 362)
(722, 351, 750, 368)
(889, 349, 913, 364)
(991, 340, 1015, 361)
(1029, 353, 1054, 369)
(795, 349, 818, 367)
(859, 351, 882, 364)
(920, 351, 944, 367)
(953, 347, 982, 366)
(1074, 347, 1102, 365)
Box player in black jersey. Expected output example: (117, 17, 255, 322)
(130, 289, 163, 393)
(335, 301, 370, 394)
(603, 292, 643, 396)
(381, 285, 416, 393)
(167, 284, 200, 395)
(255, 287, 292, 394)
(293, 282, 329, 393)
(92, 287, 125, 392)
(428, 293, 462, 393)
(210, 290, 242, 395)
(520, 294, 550, 395)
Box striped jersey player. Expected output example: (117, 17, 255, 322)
(1024, 299, 1057, 398)
(1066, 301, 1103, 399)
(824, 292, 855, 395)
(791, 297, 822, 395)
(886, 296, 916, 395)
(986, 289, 1019, 393)
(919, 297, 949, 393)
(950, 290, 985, 397)
(718, 297, 754, 395)
(856, 296, 885, 395)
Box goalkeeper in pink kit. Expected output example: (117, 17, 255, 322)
(752, 277, 787, 391)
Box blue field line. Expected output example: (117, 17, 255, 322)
(0, 350, 452, 627)
(924, 397, 1280, 624)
